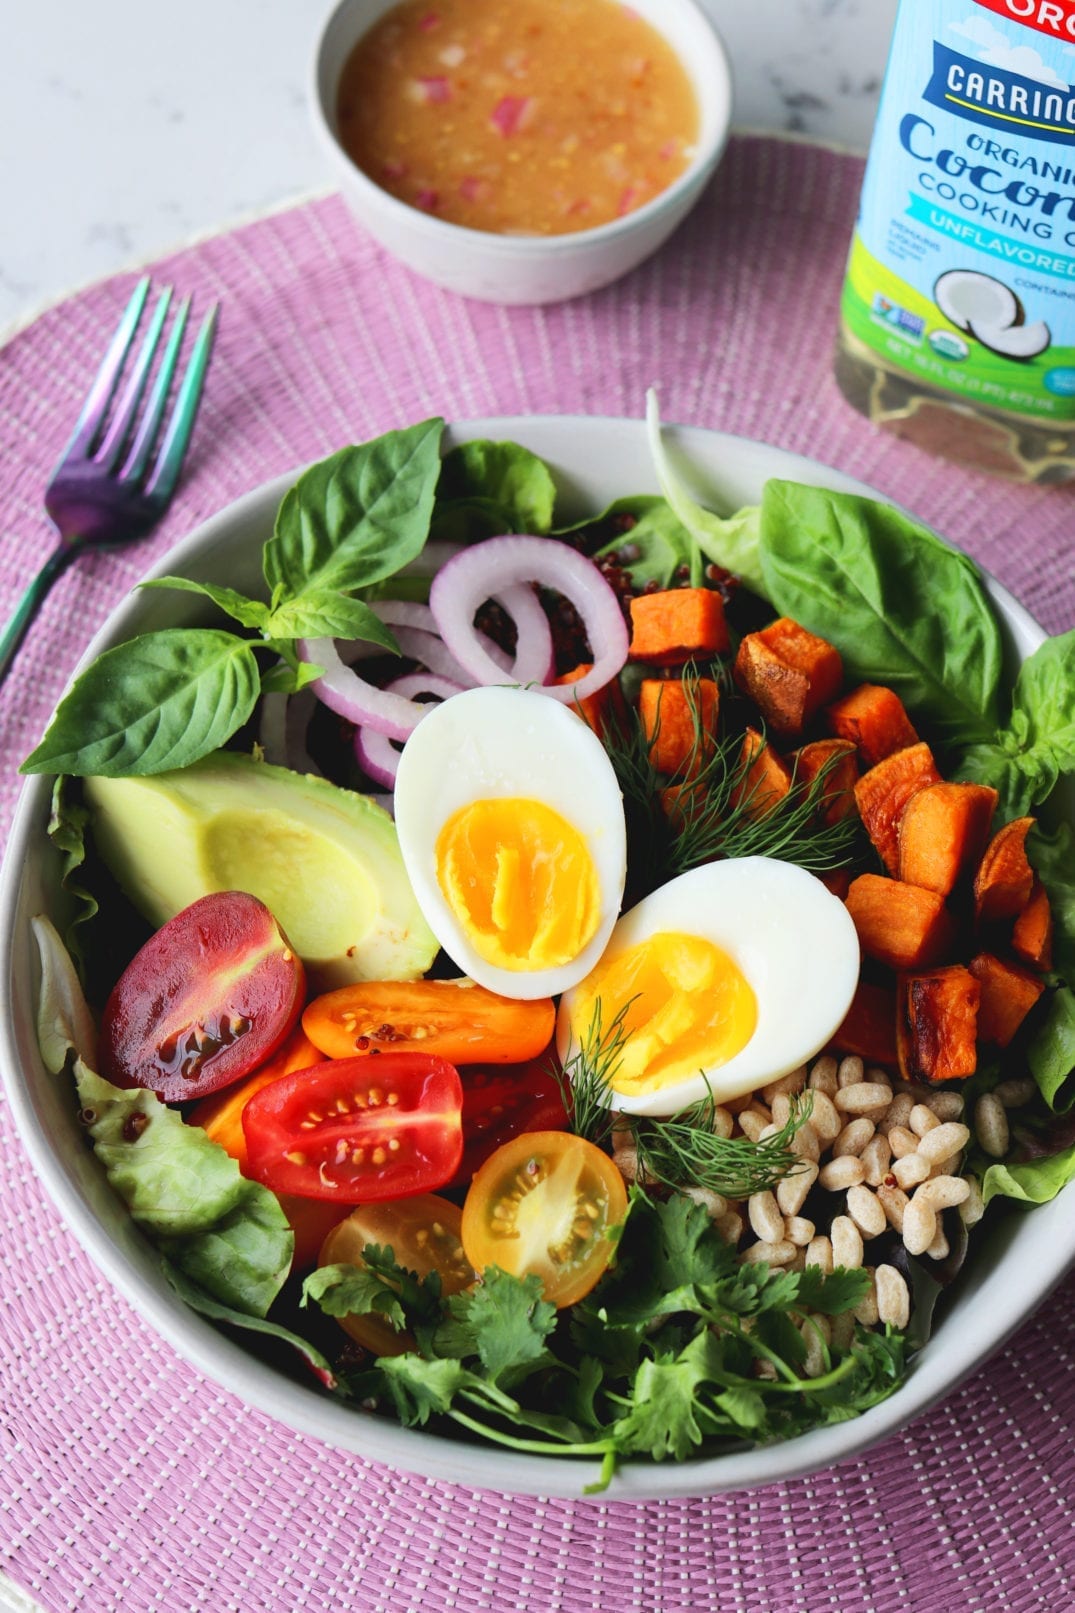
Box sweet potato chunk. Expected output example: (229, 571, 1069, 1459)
(792, 739, 859, 825)
(733, 618, 843, 737)
(638, 677, 719, 778)
(826, 683, 919, 768)
(897, 966, 980, 1083)
(1012, 879, 1053, 972)
(628, 588, 729, 664)
(968, 951, 1045, 1047)
(555, 663, 627, 741)
(831, 979, 898, 1066)
(845, 873, 955, 970)
(730, 727, 791, 820)
(854, 743, 942, 876)
(973, 816, 1035, 923)
(898, 781, 999, 897)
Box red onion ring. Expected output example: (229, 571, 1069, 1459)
(299, 639, 427, 740)
(429, 537, 628, 701)
(353, 672, 463, 787)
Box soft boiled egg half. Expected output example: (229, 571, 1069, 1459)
(393, 685, 627, 1000)
(556, 858, 861, 1116)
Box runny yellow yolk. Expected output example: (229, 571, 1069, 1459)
(570, 931, 757, 1096)
(435, 797, 601, 972)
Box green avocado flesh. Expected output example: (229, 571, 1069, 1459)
(83, 753, 438, 989)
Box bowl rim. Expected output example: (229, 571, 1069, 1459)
(309, 0, 734, 257)
(1, 412, 1070, 1501)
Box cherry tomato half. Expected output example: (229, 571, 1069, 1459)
(451, 1059, 569, 1189)
(318, 1194, 477, 1356)
(242, 1052, 463, 1202)
(98, 891, 305, 1102)
(461, 1131, 627, 1308)
(302, 978, 554, 1064)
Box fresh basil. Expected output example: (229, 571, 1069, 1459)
(758, 481, 1004, 745)
(1027, 988, 1075, 1112)
(140, 576, 272, 630)
(559, 496, 699, 592)
(955, 630, 1075, 818)
(264, 419, 444, 601)
(434, 438, 557, 536)
(1028, 821, 1075, 983)
(262, 590, 402, 648)
(22, 629, 263, 778)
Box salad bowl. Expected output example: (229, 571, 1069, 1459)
(1, 415, 1072, 1500)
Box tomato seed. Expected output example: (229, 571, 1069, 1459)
(352, 1148, 366, 1164)
(372, 1146, 387, 1165)
(286, 1150, 306, 1164)
(355, 1036, 371, 1051)
(368, 1088, 384, 1107)
(388, 1138, 401, 1152)
(386, 1092, 400, 1106)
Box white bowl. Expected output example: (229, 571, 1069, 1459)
(310, 0, 733, 304)
(2, 416, 1072, 1501)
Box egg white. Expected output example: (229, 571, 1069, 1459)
(556, 856, 861, 1116)
(393, 685, 627, 1000)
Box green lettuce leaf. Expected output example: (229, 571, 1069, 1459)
(982, 1144, 1075, 1206)
(1026, 987, 1075, 1112)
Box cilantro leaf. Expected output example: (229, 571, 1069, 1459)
(301, 1263, 407, 1334)
(431, 1267, 557, 1383)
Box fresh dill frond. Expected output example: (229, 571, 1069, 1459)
(554, 995, 635, 1146)
(630, 1090, 815, 1199)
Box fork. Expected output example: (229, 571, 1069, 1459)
(0, 276, 218, 684)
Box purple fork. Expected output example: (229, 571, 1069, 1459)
(0, 276, 218, 683)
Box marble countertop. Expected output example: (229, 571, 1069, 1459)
(0, 0, 896, 332)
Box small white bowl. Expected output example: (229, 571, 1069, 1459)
(310, 0, 733, 304)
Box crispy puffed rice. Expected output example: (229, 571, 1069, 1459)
(805, 1235, 834, 1274)
(831, 1311, 856, 1350)
(777, 1159, 817, 1217)
(785, 1215, 816, 1246)
(847, 1183, 886, 1238)
(881, 1092, 915, 1131)
(837, 1055, 866, 1088)
(789, 1121, 821, 1162)
(875, 1264, 910, 1329)
(835, 1081, 893, 1115)
(959, 1174, 985, 1228)
(888, 1125, 921, 1160)
(853, 1269, 879, 1325)
(819, 1154, 866, 1191)
(926, 1091, 965, 1121)
(808, 1055, 838, 1097)
(915, 1174, 971, 1211)
(926, 1226, 950, 1261)
(975, 1092, 1010, 1158)
(748, 1190, 785, 1243)
(715, 1210, 744, 1245)
(917, 1121, 970, 1166)
(770, 1093, 792, 1129)
(737, 1108, 770, 1143)
(892, 1152, 930, 1191)
(802, 1314, 832, 1378)
(683, 1187, 727, 1218)
(877, 1182, 908, 1233)
(807, 1090, 841, 1144)
(909, 1103, 940, 1137)
(993, 1077, 1036, 1108)
(860, 1133, 892, 1186)
(763, 1068, 806, 1102)
(830, 1214, 864, 1269)
(741, 1239, 797, 1266)
(902, 1195, 937, 1256)
(833, 1117, 875, 1157)
(710, 1105, 734, 1140)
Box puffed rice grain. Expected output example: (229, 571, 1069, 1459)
(802, 1314, 832, 1377)
(917, 1122, 971, 1165)
(902, 1195, 937, 1256)
(683, 1187, 727, 1218)
(777, 1160, 818, 1217)
(860, 1133, 892, 1186)
(837, 1055, 866, 1087)
(748, 1190, 785, 1243)
(741, 1239, 796, 1265)
(888, 1125, 921, 1159)
(785, 1215, 816, 1246)
(831, 1214, 864, 1269)
(993, 1077, 1036, 1108)
(835, 1082, 893, 1115)
(975, 1092, 1010, 1158)
(875, 1264, 910, 1329)
(959, 1174, 985, 1228)
(915, 1174, 971, 1211)
(847, 1183, 887, 1238)
(853, 1269, 879, 1325)
(808, 1090, 841, 1144)
(819, 1155, 866, 1190)
(834, 1117, 875, 1157)
(805, 1235, 834, 1273)
(808, 1055, 838, 1097)
(909, 1103, 940, 1137)
(926, 1091, 965, 1121)
(892, 1152, 930, 1190)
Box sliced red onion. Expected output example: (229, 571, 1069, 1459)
(355, 725, 402, 788)
(356, 601, 513, 679)
(385, 671, 465, 701)
(299, 638, 428, 740)
(429, 537, 629, 702)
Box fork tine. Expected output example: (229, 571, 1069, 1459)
(142, 302, 219, 503)
(94, 286, 173, 472)
(120, 294, 190, 485)
(64, 276, 152, 456)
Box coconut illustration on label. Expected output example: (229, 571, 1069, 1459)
(934, 270, 1052, 362)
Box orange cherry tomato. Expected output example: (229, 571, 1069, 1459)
(189, 1028, 351, 1268)
(302, 977, 555, 1065)
(461, 1131, 627, 1308)
(318, 1194, 477, 1356)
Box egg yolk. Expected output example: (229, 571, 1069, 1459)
(569, 931, 757, 1096)
(435, 797, 601, 972)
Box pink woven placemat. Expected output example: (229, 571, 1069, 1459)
(0, 134, 1072, 1613)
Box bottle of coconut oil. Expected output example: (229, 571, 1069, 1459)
(835, 0, 1075, 481)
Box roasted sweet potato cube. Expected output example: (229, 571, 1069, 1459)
(729, 727, 791, 820)
(897, 966, 980, 1083)
(733, 617, 843, 737)
(898, 781, 999, 897)
(826, 683, 919, 768)
(1012, 879, 1053, 972)
(854, 742, 942, 876)
(628, 588, 729, 664)
(555, 662, 628, 741)
(968, 952, 1046, 1047)
(845, 873, 955, 971)
(973, 816, 1035, 923)
(831, 979, 898, 1066)
(639, 677, 719, 778)
(792, 738, 859, 825)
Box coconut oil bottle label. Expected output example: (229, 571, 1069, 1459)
(842, 0, 1075, 421)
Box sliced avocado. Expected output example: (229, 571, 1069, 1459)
(83, 753, 438, 990)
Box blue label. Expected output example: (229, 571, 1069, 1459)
(924, 39, 1075, 144)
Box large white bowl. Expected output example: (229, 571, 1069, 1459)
(1, 417, 1071, 1501)
(310, 0, 733, 304)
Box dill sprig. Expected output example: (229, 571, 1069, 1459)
(602, 667, 860, 881)
(556, 1000, 814, 1199)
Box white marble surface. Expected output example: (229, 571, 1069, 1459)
(0, 0, 897, 332)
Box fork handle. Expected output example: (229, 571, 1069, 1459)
(0, 546, 80, 686)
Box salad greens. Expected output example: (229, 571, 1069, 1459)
(24, 406, 1075, 1485)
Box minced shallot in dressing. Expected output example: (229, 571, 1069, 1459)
(336, 0, 699, 235)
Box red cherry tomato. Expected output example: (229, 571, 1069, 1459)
(98, 891, 305, 1102)
(241, 1052, 463, 1202)
(451, 1058, 569, 1188)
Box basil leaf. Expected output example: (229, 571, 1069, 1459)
(435, 438, 557, 534)
(21, 629, 262, 778)
(140, 576, 271, 630)
(562, 496, 698, 592)
(759, 481, 1003, 744)
(259, 657, 325, 695)
(1027, 988, 1075, 1112)
(264, 421, 444, 601)
(1028, 822, 1075, 983)
(957, 631, 1075, 816)
(952, 742, 1053, 823)
(263, 590, 401, 649)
